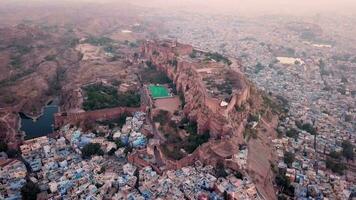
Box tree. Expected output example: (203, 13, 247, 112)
(286, 128, 299, 139)
(0, 141, 8, 152)
(81, 143, 104, 159)
(329, 151, 342, 159)
(6, 149, 20, 158)
(342, 140, 354, 160)
(326, 158, 346, 175)
(284, 152, 295, 167)
(215, 162, 228, 178)
(21, 181, 40, 200)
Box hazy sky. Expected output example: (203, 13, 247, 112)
(130, 0, 356, 15)
(2, 0, 356, 16)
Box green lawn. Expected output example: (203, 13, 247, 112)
(149, 85, 170, 99)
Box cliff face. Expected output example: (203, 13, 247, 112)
(142, 41, 250, 140)
(142, 40, 277, 199)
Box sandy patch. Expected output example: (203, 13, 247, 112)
(154, 97, 180, 113)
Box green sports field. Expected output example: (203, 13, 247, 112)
(149, 85, 170, 99)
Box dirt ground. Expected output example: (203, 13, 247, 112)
(154, 97, 180, 113)
(247, 116, 278, 200)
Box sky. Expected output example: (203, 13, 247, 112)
(129, 0, 356, 16)
(2, 0, 356, 16)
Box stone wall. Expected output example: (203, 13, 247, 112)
(54, 106, 143, 128)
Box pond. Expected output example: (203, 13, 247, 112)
(20, 100, 59, 140)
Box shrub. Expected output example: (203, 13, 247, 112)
(21, 181, 40, 200)
(326, 158, 346, 175)
(342, 140, 354, 160)
(284, 152, 295, 167)
(81, 143, 104, 158)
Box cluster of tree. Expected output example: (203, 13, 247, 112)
(0, 141, 20, 158)
(82, 84, 140, 111)
(206, 52, 232, 65)
(161, 144, 185, 160)
(140, 62, 172, 84)
(247, 113, 259, 123)
(262, 95, 288, 114)
(284, 151, 295, 167)
(318, 59, 331, 76)
(254, 62, 265, 74)
(153, 110, 170, 125)
(243, 128, 258, 141)
(189, 50, 197, 58)
(342, 140, 354, 160)
(325, 158, 346, 175)
(285, 128, 299, 140)
(97, 113, 130, 129)
(81, 143, 104, 159)
(275, 170, 295, 197)
(215, 162, 228, 178)
(84, 36, 113, 46)
(295, 121, 317, 135)
(21, 181, 40, 200)
(184, 129, 210, 154)
(160, 117, 210, 159)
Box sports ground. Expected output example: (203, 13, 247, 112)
(148, 85, 170, 99)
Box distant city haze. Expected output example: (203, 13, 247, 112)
(3, 0, 356, 16)
(130, 0, 356, 15)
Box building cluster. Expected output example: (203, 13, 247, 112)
(272, 130, 354, 199)
(0, 158, 27, 199)
(157, 12, 355, 198)
(0, 105, 263, 200)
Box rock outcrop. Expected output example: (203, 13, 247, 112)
(142, 40, 250, 140)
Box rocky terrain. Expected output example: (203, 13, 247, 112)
(142, 40, 281, 199)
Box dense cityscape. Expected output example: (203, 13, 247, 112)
(0, 1, 355, 200)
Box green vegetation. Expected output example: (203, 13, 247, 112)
(2, 94, 16, 105)
(97, 113, 131, 129)
(206, 52, 232, 65)
(286, 128, 299, 140)
(326, 158, 346, 175)
(159, 117, 210, 160)
(0, 141, 8, 152)
(254, 62, 265, 74)
(21, 181, 40, 200)
(6, 149, 20, 158)
(44, 55, 56, 61)
(153, 110, 170, 125)
(215, 162, 228, 178)
(262, 94, 288, 114)
(342, 140, 354, 160)
(318, 59, 330, 76)
(161, 144, 184, 160)
(141, 61, 172, 84)
(81, 143, 104, 159)
(184, 129, 210, 154)
(84, 36, 113, 46)
(284, 151, 295, 167)
(295, 121, 317, 135)
(82, 84, 140, 111)
(247, 113, 259, 122)
(243, 128, 258, 141)
(329, 151, 342, 159)
(189, 50, 197, 58)
(275, 170, 295, 197)
(10, 56, 22, 69)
